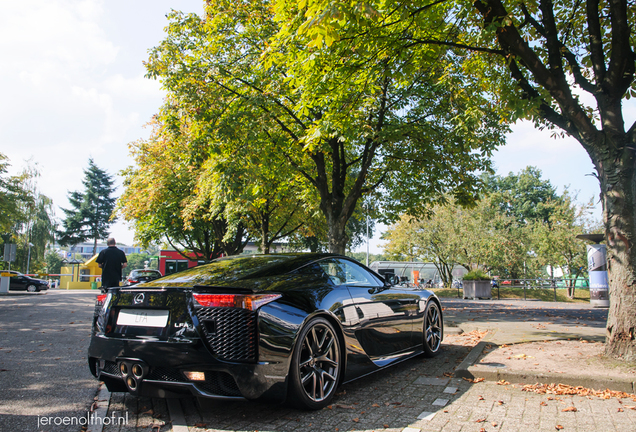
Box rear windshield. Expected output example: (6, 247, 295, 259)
(132, 270, 161, 277)
(144, 255, 297, 287)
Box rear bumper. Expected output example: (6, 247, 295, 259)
(88, 334, 289, 402)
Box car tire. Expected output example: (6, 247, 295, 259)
(423, 301, 443, 357)
(26, 284, 38, 293)
(288, 317, 341, 410)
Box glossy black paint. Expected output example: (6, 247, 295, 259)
(87, 253, 443, 404)
(6, 270, 49, 292)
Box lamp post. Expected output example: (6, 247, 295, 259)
(26, 242, 34, 275)
(365, 204, 370, 267)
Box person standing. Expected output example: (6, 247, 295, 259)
(96, 238, 127, 291)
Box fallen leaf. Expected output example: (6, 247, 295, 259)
(478, 395, 484, 400)
(497, 380, 510, 385)
(523, 383, 636, 401)
(352, 418, 359, 423)
(540, 401, 548, 406)
(476, 418, 486, 423)
(555, 425, 564, 430)
(562, 407, 577, 412)
(462, 377, 485, 383)
(371, 403, 380, 407)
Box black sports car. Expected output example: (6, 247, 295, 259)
(88, 253, 443, 409)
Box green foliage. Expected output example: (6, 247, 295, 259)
(0, 153, 32, 234)
(346, 252, 387, 266)
(483, 167, 560, 224)
(141, 0, 508, 253)
(118, 118, 248, 260)
(383, 167, 597, 283)
(58, 158, 116, 255)
(123, 253, 158, 278)
(45, 250, 63, 275)
(462, 269, 491, 281)
(0, 157, 56, 273)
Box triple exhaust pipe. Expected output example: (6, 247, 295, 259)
(118, 360, 147, 392)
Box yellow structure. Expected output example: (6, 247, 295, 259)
(60, 254, 102, 289)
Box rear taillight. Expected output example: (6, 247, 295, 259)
(193, 293, 281, 311)
(96, 294, 107, 306)
(128, 279, 138, 283)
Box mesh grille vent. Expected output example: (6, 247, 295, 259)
(195, 371, 241, 397)
(196, 307, 257, 362)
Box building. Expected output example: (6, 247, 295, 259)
(369, 261, 468, 285)
(157, 242, 291, 276)
(59, 255, 102, 289)
(57, 242, 142, 260)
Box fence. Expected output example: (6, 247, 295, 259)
(488, 278, 588, 301)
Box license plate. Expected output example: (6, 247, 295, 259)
(117, 309, 169, 327)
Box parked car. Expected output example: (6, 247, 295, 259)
(6, 271, 49, 292)
(124, 269, 163, 286)
(88, 253, 444, 410)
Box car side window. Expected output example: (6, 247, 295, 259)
(317, 259, 382, 287)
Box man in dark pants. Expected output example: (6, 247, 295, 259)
(96, 238, 127, 292)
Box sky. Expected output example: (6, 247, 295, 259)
(1, 0, 628, 254)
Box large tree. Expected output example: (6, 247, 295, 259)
(0, 157, 56, 272)
(531, 191, 596, 296)
(0, 152, 31, 235)
(145, 0, 508, 254)
(278, 0, 636, 359)
(483, 166, 561, 224)
(58, 158, 117, 255)
(119, 116, 248, 260)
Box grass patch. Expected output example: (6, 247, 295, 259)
(432, 287, 591, 303)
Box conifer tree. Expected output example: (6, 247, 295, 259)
(58, 158, 117, 255)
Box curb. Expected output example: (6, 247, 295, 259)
(454, 341, 636, 394)
(445, 326, 462, 335)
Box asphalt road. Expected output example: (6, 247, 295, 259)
(0, 289, 100, 432)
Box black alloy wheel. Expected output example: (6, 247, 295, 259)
(423, 301, 443, 357)
(26, 284, 38, 293)
(289, 317, 341, 410)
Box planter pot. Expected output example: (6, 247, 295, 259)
(463, 280, 492, 300)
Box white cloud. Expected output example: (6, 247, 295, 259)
(0, 0, 201, 246)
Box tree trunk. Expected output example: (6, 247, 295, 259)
(472, 0, 636, 361)
(326, 213, 348, 255)
(598, 147, 636, 361)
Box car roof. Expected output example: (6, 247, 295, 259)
(141, 253, 348, 288)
